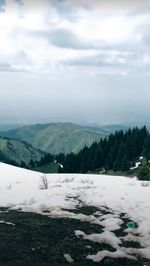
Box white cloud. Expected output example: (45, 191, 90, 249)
(0, 0, 149, 77)
(0, 0, 150, 124)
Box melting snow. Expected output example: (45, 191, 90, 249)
(130, 162, 141, 170)
(63, 254, 74, 263)
(86, 250, 136, 262)
(0, 220, 15, 226)
(0, 162, 150, 261)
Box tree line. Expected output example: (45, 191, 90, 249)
(55, 126, 150, 173)
(3, 126, 150, 177)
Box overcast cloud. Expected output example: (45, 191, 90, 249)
(0, 0, 150, 125)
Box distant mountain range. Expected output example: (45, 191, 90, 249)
(0, 124, 25, 132)
(0, 137, 44, 164)
(0, 122, 108, 155)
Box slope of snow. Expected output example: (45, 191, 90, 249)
(0, 162, 150, 261)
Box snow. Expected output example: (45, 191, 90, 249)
(58, 163, 63, 169)
(99, 215, 123, 231)
(130, 156, 144, 170)
(130, 161, 141, 170)
(139, 156, 143, 160)
(75, 230, 85, 238)
(84, 230, 122, 249)
(0, 220, 15, 226)
(86, 250, 136, 262)
(0, 162, 150, 261)
(63, 254, 74, 263)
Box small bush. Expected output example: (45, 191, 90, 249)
(137, 160, 150, 181)
(80, 179, 93, 185)
(39, 175, 49, 189)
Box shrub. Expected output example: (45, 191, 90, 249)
(39, 175, 49, 189)
(137, 159, 150, 180)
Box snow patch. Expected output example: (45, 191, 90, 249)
(84, 231, 122, 249)
(0, 220, 15, 226)
(130, 162, 141, 170)
(86, 250, 136, 262)
(63, 254, 74, 263)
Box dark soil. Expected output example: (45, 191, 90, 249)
(0, 207, 148, 266)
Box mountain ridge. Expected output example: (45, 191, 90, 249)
(0, 136, 44, 165)
(0, 122, 105, 154)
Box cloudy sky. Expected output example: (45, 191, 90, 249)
(0, 0, 150, 125)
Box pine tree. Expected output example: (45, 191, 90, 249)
(143, 136, 150, 160)
(42, 126, 150, 174)
(29, 159, 35, 169)
(120, 153, 130, 171)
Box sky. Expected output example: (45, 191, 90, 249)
(0, 0, 150, 126)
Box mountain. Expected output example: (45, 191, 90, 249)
(82, 124, 129, 134)
(0, 123, 105, 154)
(0, 124, 24, 132)
(98, 124, 129, 133)
(0, 137, 44, 164)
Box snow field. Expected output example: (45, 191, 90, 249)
(0, 162, 150, 262)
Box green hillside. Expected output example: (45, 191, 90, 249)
(0, 137, 44, 164)
(0, 123, 104, 154)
